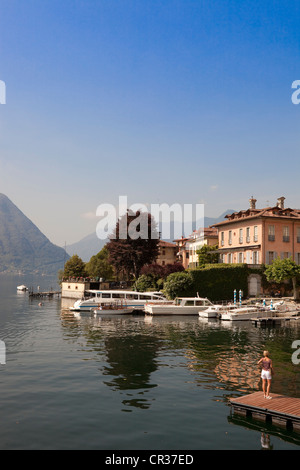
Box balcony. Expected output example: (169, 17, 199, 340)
(283, 236, 290, 242)
(268, 235, 275, 241)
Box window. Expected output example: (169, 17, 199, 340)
(112, 293, 125, 299)
(267, 251, 275, 264)
(283, 226, 290, 242)
(221, 232, 224, 246)
(253, 251, 259, 264)
(268, 225, 275, 241)
(239, 229, 243, 244)
(228, 231, 232, 245)
(238, 252, 244, 263)
(297, 253, 300, 265)
(246, 227, 250, 243)
(228, 253, 232, 263)
(254, 226, 258, 242)
(297, 227, 300, 243)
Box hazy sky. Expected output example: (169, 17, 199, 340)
(0, 0, 300, 246)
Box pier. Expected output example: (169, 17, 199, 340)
(29, 290, 61, 298)
(230, 392, 300, 432)
(251, 315, 300, 326)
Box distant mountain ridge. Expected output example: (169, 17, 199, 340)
(66, 209, 235, 261)
(0, 193, 69, 274)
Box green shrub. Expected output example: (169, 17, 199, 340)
(185, 264, 250, 301)
(163, 271, 194, 299)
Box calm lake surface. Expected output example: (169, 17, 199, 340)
(0, 274, 300, 450)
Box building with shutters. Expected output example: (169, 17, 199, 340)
(213, 197, 300, 267)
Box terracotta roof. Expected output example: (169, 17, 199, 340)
(213, 205, 300, 227)
(159, 240, 177, 247)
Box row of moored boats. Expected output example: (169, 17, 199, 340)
(68, 290, 299, 321)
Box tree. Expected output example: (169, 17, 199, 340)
(140, 262, 184, 279)
(264, 257, 300, 300)
(197, 244, 219, 266)
(135, 274, 158, 292)
(63, 254, 87, 278)
(106, 210, 159, 280)
(163, 271, 193, 300)
(85, 246, 114, 279)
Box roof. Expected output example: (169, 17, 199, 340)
(213, 206, 300, 227)
(158, 240, 177, 247)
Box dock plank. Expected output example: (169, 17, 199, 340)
(230, 392, 300, 431)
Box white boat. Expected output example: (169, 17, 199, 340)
(17, 285, 28, 291)
(93, 301, 134, 315)
(144, 297, 214, 315)
(70, 290, 167, 312)
(199, 304, 227, 318)
(220, 306, 267, 321)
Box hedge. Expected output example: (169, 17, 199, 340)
(183, 264, 252, 301)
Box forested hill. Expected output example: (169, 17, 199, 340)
(0, 193, 69, 274)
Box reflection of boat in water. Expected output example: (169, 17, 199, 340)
(144, 297, 215, 315)
(17, 285, 28, 291)
(70, 290, 167, 312)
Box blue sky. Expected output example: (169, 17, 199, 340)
(0, 0, 300, 246)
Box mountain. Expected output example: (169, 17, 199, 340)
(0, 193, 69, 274)
(204, 209, 236, 227)
(66, 232, 107, 262)
(66, 209, 236, 262)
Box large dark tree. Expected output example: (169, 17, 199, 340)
(106, 210, 159, 280)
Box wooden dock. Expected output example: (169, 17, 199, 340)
(29, 290, 61, 298)
(230, 392, 300, 432)
(251, 315, 300, 326)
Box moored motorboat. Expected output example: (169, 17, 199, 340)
(144, 296, 214, 315)
(220, 306, 267, 321)
(93, 302, 134, 315)
(199, 304, 227, 318)
(17, 285, 28, 291)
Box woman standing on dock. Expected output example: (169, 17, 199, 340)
(258, 351, 273, 399)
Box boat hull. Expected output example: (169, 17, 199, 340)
(93, 307, 134, 315)
(144, 305, 208, 315)
(220, 308, 267, 321)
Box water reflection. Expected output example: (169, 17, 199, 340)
(60, 311, 300, 414)
(103, 333, 159, 410)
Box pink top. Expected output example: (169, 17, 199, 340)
(262, 359, 271, 370)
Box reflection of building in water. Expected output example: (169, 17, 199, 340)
(214, 351, 260, 391)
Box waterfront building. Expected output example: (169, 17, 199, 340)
(174, 227, 218, 269)
(213, 197, 300, 266)
(156, 240, 178, 266)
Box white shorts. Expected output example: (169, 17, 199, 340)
(261, 370, 272, 380)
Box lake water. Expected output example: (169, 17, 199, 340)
(0, 274, 300, 451)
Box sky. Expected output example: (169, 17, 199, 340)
(0, 0, 300, 247)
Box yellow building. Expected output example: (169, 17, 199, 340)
(174, 227, 218, 269)
(156, 240, 178, 266)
